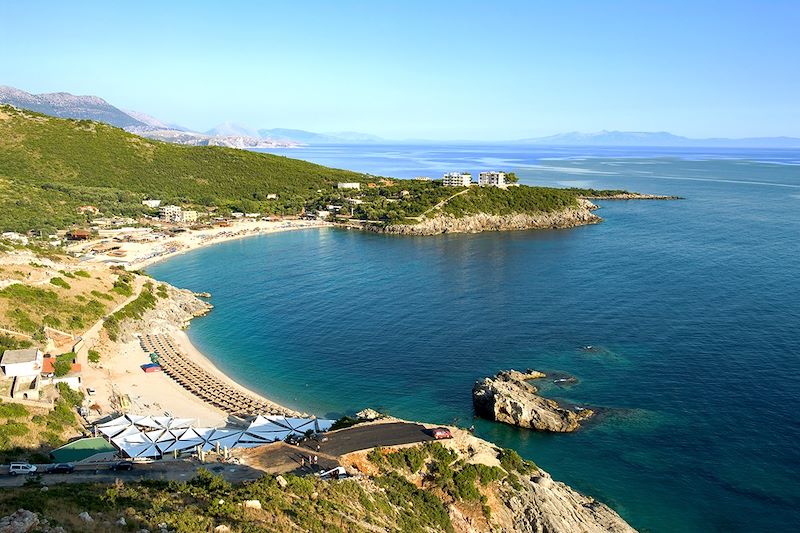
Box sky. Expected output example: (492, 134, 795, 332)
(2, 0, 799, 140)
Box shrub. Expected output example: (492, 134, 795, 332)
(74, 270, 91, 278)
(49, 277, 71, 289)
(88, 349, 101, 363)
(0, 402, 29, 418)
(499, 448, 536, 474)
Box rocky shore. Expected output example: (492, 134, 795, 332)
(473, 369, 593, 432)
(581, 192, 683, 200)
(376, 199, 601, 236)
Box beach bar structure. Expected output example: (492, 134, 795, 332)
(97, 414, 335, 459)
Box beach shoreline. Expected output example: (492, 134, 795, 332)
(66, 218, 332, 271)
(76, 222, 331, 424)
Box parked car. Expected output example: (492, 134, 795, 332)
(46, 463, 75, 474)
(110, 461, 134, 471)
(285, 434, 302, 446)
(430, 427, 453, 440)
(318, 466, 348, 480)
(86, 388, 96, 396)
(8, 462, 37, 476)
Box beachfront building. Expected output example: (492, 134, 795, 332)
(337, 182, 361, 190)
(180, 210, 198, 224)
(159, 205, 182, 223)
(142, 199, 162, 208)
(1, 348, 43, 378)
(442, 172, 472, 187)
(479, 171, 507, 187)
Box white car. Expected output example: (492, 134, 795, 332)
(9, 462, 37, 475)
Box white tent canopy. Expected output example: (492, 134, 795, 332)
(98, 415, 336, 459)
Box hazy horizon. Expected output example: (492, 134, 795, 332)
(2, 1, 799, 140)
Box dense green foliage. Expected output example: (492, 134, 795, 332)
(0, 469, 458, 532)
(0, 105, 368, 232)
(442, 185, 579, 217)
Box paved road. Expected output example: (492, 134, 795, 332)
(315, 422, 434, 456)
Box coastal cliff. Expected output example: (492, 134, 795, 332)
(473, 370, 593, 432)
(343, 419, 635, 533)
(376, 199, 601, 236)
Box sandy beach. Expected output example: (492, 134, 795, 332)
(67, 218, 331, 270)
(77, 220, 323, 426)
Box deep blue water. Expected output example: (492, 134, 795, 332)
(149, 146, 800, 532)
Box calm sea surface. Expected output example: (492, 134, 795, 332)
(148, 145, 800, 532)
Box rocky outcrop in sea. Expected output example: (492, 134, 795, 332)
(473, 369, 593, 432)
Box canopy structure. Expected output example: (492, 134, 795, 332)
(97, 415, 335, 459)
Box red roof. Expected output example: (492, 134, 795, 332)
(42, 356, 81, 375)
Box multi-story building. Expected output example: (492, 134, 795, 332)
(337, 182, 361, 190)
(442, 172, 472, 187)
(180, 210, 198, 224)
(479, 171, 507, 187)
(159, 205, 182, 223)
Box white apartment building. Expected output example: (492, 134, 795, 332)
(479, 171, 507, 187)
(159, 205, 182, 223)
(337, 182, 361, 190)
(142, 199, 162, 208)
(442, 172, 472, 187)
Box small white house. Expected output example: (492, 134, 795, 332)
(337, 182, 361, 190)
(1, 348, 43, 378)
(442, 172, 472, 187)
(142, 199, 162, 208)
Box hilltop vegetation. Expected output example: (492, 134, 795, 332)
(0, 105, 367, 232)
(0, 441, 539, 532)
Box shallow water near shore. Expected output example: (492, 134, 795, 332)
(148, 146, 800, 532)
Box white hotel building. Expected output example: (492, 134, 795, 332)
(479, 171, 507, 187)
(442, 172, 472, 187)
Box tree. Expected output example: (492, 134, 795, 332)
(506, 172, 519, 184)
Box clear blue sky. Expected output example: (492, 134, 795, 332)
(2, 1, 798, 139)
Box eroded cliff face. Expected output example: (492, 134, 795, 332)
(379, 199, 601, 236)
(343, 419, 636, 533)
(473, 370, 593, 432)
(499, 471, 636, 533)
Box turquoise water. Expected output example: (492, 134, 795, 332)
(149, 147, 800, 532)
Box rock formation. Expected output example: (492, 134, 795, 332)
(378, 199, 601, 236)
(473, 370, 593, 432)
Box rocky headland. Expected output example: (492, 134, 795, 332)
(580, 192, 683, 200)
(473, 369, 593, 432)
(377, 199, 601, 236)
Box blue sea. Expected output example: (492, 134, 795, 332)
(148, 144, 800, 532)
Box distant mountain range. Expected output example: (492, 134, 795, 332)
(0, 86, 296, 149)
(514, 130, 800, 148)
(2, 85, 799, 148)
(0, 85, 146, 129)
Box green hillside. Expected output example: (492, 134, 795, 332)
(0, 105, 367, 232)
